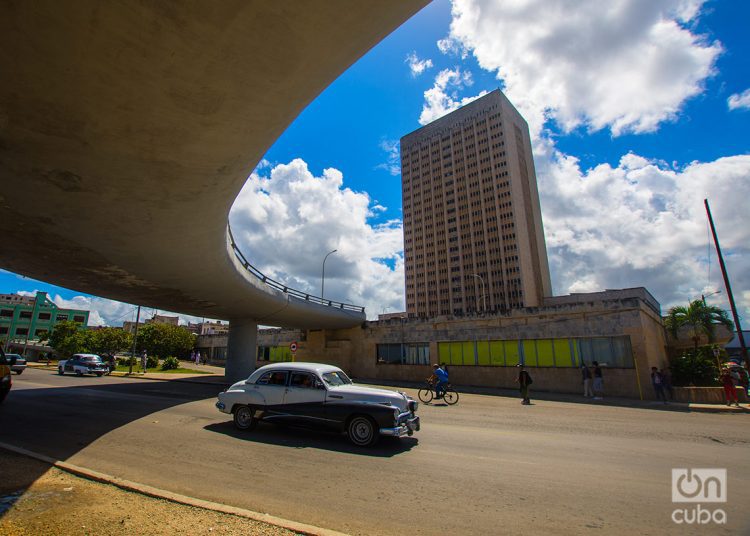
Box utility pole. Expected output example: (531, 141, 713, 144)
(704, 199, 748, 371)
(129, 305, 141, 375)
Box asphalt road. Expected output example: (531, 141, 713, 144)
(1, 368, 749, 535)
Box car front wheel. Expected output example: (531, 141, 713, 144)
(233, 405, 258, 431)
(348, 415, 378, 447)
(58, 368, 64, 375)
(75, 370, 83, 377)
(15, 370, 23, 375)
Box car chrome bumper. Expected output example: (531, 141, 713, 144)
(380, 414, 420, 437)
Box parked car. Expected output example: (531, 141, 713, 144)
(0, 349, 17, 404)
(5, 353, 26, 375)
(216, 362, 420, 447)
(58, 354, 109, 377)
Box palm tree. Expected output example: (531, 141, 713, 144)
(664, 299, 734, 351)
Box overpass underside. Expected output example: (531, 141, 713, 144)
(0, 0, 427, 381)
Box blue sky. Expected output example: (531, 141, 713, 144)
(2, 0, 749, 325)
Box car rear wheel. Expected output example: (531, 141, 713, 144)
(233, 405, 258, 431)
(96, 372, 104, 377)
(347, 415, 378, 447)
(75, 370, 83, 377)
(14, 370, 23, 375)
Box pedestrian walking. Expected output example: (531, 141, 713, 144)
(581, 363, 593, 397)
(650, 367, 667, 403)
(660, 367, 674, 400)
(721, 368, 740, 407)
(592, 361, 604, 400)
(516, 364, 533, 405)
(141, 350, 148, 374)
(194, 351, 201, 366)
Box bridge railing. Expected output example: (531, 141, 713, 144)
(227, 225, 366, 314)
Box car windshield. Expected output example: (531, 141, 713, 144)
(322, 370, 352, 386)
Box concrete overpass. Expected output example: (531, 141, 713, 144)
(0, 1, 427, 381)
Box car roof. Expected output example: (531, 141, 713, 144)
(73, 353, 101, 358)
(256, 362, 342, 374)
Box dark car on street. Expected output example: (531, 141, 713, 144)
(5, 353, 26, 374)
(58, 354, 109, 376)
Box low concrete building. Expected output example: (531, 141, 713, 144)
(250, 288, 668, 399)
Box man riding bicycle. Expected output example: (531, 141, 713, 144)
(430, 364, 449, 399)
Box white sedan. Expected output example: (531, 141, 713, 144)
(216, 362, 420, 447)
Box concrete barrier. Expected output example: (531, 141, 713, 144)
(673, 386, 749, 404)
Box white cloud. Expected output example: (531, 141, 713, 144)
(442, 0, 721, 136)
(419, 67, 488, 125)
(375, 138, 401, 176)
(229, 159, 405, 318)
(538, 149, 750, 317)
(405, 51, 434, 77)
(728, 89, 750, 111)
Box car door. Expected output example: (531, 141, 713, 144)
(282, 372, 329, 427)
(252, 370, 289, 421)
(65, 357, 77, 373)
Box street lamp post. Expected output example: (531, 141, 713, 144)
(321, 249, 337, 300)
(701, 289, 721, 306)
(470, 273, 486, 314)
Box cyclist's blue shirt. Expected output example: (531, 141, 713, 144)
(435, 369, 449, 382)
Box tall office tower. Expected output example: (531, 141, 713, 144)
(401, 90, 552, 318)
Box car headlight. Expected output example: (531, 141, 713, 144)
(393, 407, 401, 423)
(408, 400, 418, 412)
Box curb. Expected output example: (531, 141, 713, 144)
(0, 441, 348, 536)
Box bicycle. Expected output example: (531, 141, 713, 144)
(418, 380, 459, 405)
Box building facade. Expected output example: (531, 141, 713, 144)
(252, 288, 668, 399)
(401, 90, 552, 318)
(0, 291, 90, 348)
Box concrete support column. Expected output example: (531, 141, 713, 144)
(226, 318, 258, 384)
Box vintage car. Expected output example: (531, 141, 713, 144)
(5, 353, 27, 375)
(58, 354, 109, 376)
(216, 362, 419, 447)
(0, 349, 17, 404)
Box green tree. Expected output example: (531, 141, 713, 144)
(664, 299, 734, 351)
(136, 323, 195, 359)
(87, 327, 133, 358)
(48, 320, 87, 358)
(670, 347, 720, 387)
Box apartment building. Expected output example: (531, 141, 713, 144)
(401, 90, 552, 318)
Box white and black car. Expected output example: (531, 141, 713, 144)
(58, 354, 109, 376)
(216, 362, 420, 447)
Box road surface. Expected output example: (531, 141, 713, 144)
(1, 368, 748, 535)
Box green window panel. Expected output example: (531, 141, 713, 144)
(438, 343, 451, 365)
(449, 342, 463, 365)
(489, 341, 505, 366)
(504, 341, 520, 366)
(522, 340, 537, 366)
(553, 338, 574, 367)
(536, 339, 554, 367)
(462, 341, 475, 365)
(477, 340, 491, 365)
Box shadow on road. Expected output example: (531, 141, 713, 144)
(204, 421, 418, 457)
(0, 370, 223, 519)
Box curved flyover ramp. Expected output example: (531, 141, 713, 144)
(0, 1, 426, 340)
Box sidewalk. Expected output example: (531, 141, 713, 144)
(26, 362, 749, 413)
